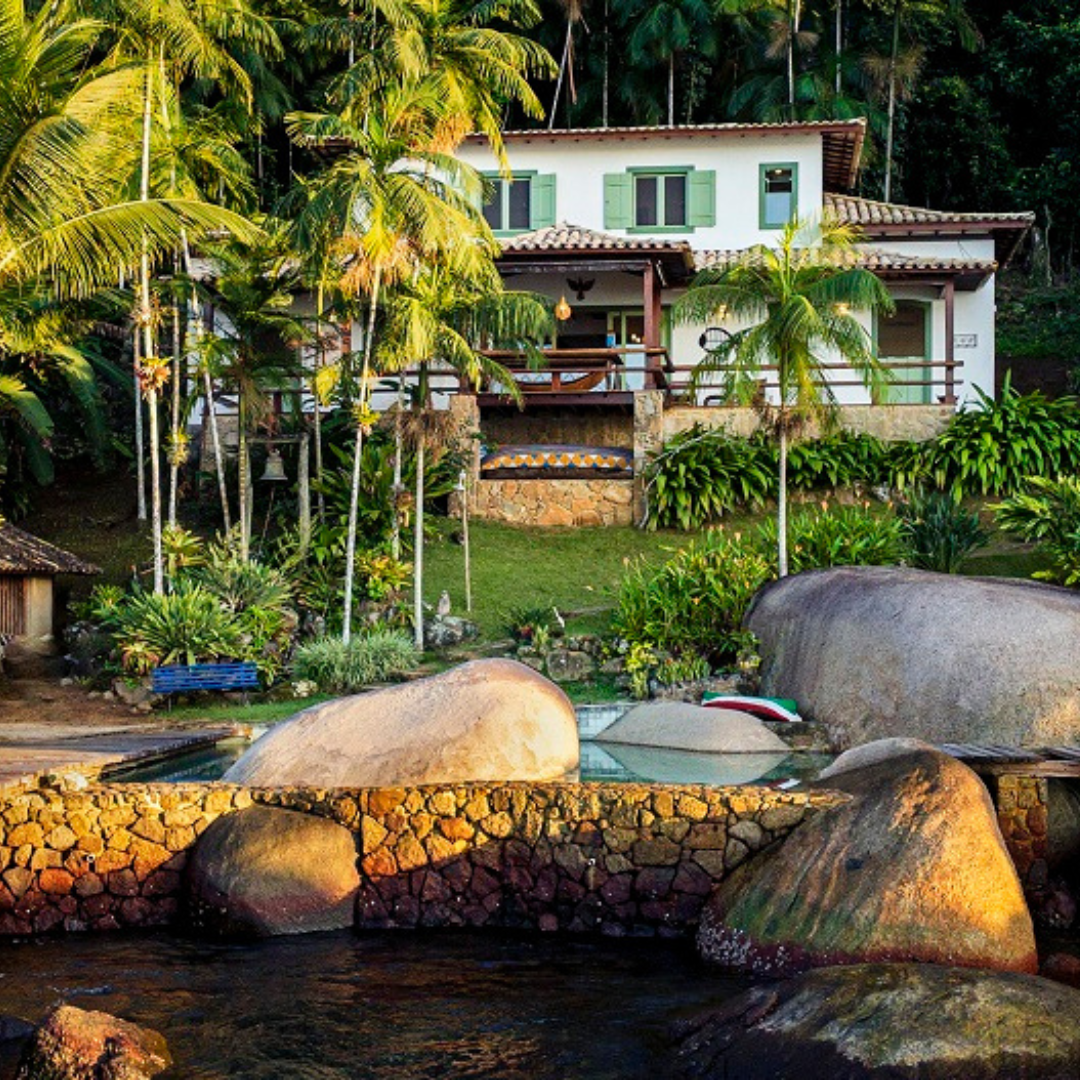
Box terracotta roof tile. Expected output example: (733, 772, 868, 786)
(499, 223, 694, 255)
(694, 248, 997, 274)
(0, 523, 100, 576)
(825, 193, 1033, 228)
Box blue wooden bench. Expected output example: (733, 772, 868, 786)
(151, 661, 260, 697)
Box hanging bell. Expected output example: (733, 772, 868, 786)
(260, 447, 288, 482)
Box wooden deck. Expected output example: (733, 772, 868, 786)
(940, 744, 1080, 778)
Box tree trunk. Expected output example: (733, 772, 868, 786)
(298, 430, 311, 556)
(787, 0, 797, 115)
(133, 333, 147, 523)
(168, 279, 182, 527)
(313, 284, 326, 523)
(238, 385, 250, 560)
(835, 0, 843, 95)
(413, 438, 425, 650)
(549, 20, 573, 129)
(668, 54, 675, 127)
(342, 265, 381, 644)
(390, 378, 405, 561)
(602, 0, 609, 127)
(777, 418, 789, 578)
(140, 55, 163, 595)
(884, 4, 901, 203)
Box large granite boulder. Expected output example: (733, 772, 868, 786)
(16, 1005, 170, 1080)
(225, 659, 578, 788)
(185, 805, 359, 936)
(673, 963, 1080, 1080)
(698, 742, 1036, 975)
(595, 701, 790, 753)
(746, 566, 1080, 748)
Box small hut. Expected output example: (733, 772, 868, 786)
(0, 521, 99, 646)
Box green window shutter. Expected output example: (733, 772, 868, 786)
(688, 169, 716, 227)
(604, 173, 633, 230)
(530, 174, 556, 229)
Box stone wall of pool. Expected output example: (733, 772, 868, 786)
(0, 780, 843, 937)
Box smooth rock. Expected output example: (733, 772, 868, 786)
(185, 805, 359, 936)
(818, 736, 936, 780)
(423, 615, 479, 650)
(224, 659, 578, 787)
(545, 649, 594, 684)
(698, 743, 1036, 975)
(672, 963, 1080, 1080)
(16, 1004, 170, 1079)
(596, 701, 789, 753)
(746, 566, 1080, 748)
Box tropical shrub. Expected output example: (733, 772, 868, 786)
(889, 382, 1080, 498)
(642, 425, 773, 529)
(291, 630, 420, 693)
(113, 584, 240, 674)
(759, 503, 906, 574)
(897, 490, 989, 573)
(993, 476, 1080, 586)
(611, 529, 772, 670)
(643, 426, 892, 530)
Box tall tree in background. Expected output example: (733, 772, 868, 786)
(677, 216, 893, 576)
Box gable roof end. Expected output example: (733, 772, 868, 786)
(0, 523, 100, 576)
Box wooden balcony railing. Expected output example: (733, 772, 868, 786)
(664, 359, 962, 406)
(473, 347, 672, 396)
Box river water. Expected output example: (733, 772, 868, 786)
(0, 929, 748, 1079)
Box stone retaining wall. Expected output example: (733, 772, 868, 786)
(988, 774, 1050, 893)
(0, 780, 840, 937)
(471, 478, 635, 527)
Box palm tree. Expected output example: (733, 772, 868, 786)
(676, 216, 894, 576)
(867, 0, 979, 201)
(377, 262, 551, 647)
(289, 79, 495, 644)
(620, 0, 718, 126)
(198, 230, 308, 559)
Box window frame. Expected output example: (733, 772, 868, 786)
(759, 162, 799, 230)
(481, 170, 537, 235)
(627, 166, 694, 234)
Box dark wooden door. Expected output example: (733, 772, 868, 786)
(0, 576, 26, 635)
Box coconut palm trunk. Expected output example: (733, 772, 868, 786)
(342, 264, 382, 644)
(413, 435, 426, 650)
(139, 55, 164, 595)
(238, 384, 250, 558)
(777, 417, 789, 577)
(133, 333, 147, 522)
(168, 279, 182, 526)
(884, 4, 901, 202)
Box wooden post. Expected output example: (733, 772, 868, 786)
(643, 262, 662, 388)
(943, 278, 956, 405)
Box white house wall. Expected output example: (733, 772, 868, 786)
(456, 132, 825, 249)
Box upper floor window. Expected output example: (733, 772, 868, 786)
(634, 172, 688, 228)
(604, 168, 716, 232)
(760, 163, 798, 228)
(481, 173, 556, 234)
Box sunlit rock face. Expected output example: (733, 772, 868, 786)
(185, 805, 359, 937)
(16, 1004, 171, 1079)
(698, 743, 1037, 976)
(224, 659, 579, 788)
(596, 702, 790, 754)
(672, 963, 1080, 1080)
(746, 566, 1080, 749)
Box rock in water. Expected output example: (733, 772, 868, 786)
(16, 1005, 170, 1079)
(746, 566, 1080, 748)
(698, 742, 1037, 975)
(672, 963, 1080, 1080)
(224, 659, 578, 787)
(596, 701, 790, 753)
(185, 805, 359, 936)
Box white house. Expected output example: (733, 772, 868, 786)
(453, 119, 1030, 411)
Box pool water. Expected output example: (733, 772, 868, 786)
(107, 737, 832, 786)
(0, 930, 747, 1079)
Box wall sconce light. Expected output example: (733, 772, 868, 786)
(834, 303, 851, 317)
(715, 304, 729, 321)
(555, 295, 573, 321)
